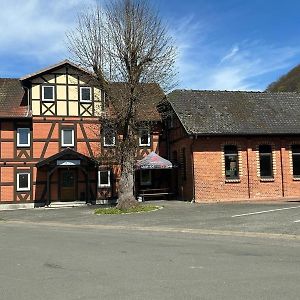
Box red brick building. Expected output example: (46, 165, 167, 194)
(160, 90, 300, 202)
(3, 61, 300, 209)
(0, 60, 164, 209)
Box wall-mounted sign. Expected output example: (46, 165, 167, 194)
(57, 160, 81, 166)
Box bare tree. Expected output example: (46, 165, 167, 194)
(67, 0, 177, 209)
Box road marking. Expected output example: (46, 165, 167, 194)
(294, 220, 300, 223)
(232, 205, 300, 218)
(2, 220, 300, 241)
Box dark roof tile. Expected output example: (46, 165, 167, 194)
(167, 90, 300, 135)
(0, 78, 29, 118)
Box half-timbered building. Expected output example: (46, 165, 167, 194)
(0, 60, 165, 209)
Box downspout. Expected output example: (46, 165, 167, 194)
(190, 134, 196, 203)
(246, 139, 251, 199)
(280, 140, 285, 198)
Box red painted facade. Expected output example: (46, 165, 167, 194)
(0, 61, 163, 208)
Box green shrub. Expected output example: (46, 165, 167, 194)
(94, 204, 160, 215)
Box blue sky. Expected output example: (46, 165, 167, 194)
(1, 0, 300, 91)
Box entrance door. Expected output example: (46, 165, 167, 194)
(60, 169, 77, 201)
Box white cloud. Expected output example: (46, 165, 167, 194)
(1, 2, 300, 90)
(220, 45, 239, 63)
(209, 42, 300, 90)
(172, 15, 300, 91)
(0, 0, 96, 63)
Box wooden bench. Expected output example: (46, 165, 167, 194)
(138, 188, 174, 201)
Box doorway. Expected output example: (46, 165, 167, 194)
(60, 169, 77, 201)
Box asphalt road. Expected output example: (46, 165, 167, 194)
(0, 201, 299, 299)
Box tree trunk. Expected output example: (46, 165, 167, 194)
(116, 153, 138, 210)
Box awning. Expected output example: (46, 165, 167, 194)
(36, 148, 98, 168)
(136, 152, 173, 169)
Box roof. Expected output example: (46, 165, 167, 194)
(20, 59, 94, 81)
(167, 90, 300, 135)
(136, 151, 172, 169)
(0, 78, 29, 118)
(36, 148, 98, 168)
(109, 83, 165, 121)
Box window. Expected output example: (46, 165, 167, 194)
(139, 129, 150, 146)
(17, 128, 30, 147)
(224, 145, 239, 180)
(259, 145, 273, 178)
(140, 170, 151, 186)
(42, 86, 54, 101)
(80, 87, 92, 102)
(17, 173, 30, 191)
(61, 128, 74, 147)
(292, 145, 300, 178)
(98, 170, 111, 187)
(103, 128, 116, 146)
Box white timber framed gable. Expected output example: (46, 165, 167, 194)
(28, 63, 103, 117)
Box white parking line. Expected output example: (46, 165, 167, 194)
(294, 220, 300, 223)
(232, 205, 300, 217)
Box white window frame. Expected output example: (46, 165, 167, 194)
(140, 170, 152, 186)
(42, 85, 55, 102)
(61, 128, 75, 147)
(17, 128, 30, 147)
(80, 87, 92, 102)
(139, 129, 151, 147)
(98, 170, 111, 188)
(103, 129, 116, 147)
(17, 172, 30, 192)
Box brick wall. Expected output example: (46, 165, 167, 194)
(189, 136, 300, 202)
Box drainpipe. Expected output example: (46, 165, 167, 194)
(190, 135, 196, 203)
(246, 139, 251, 199)
(280, 140, 285, 198)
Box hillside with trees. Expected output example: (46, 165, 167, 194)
(266, 64, 300, 92)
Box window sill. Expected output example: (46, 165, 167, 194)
(17, 189, 30, 192)
(103, 144, 116, 147)
(293, 177, 300, 181)
(225, 179, 240, 183)
(260, 178, 274, 182)
(17, 145, 30, 148)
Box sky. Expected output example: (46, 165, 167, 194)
(1, 0, 300, 91)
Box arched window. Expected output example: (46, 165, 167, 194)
(224, 145, 239, 179)
(259, 145, 273, 178)
(291, 145, 300, 178)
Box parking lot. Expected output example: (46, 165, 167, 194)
(0, 201, 299, 299)
(1, 200, 299, 238)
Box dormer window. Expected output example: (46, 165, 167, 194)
(80, 87, 92, 102)
(42, 86, 54, 101)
